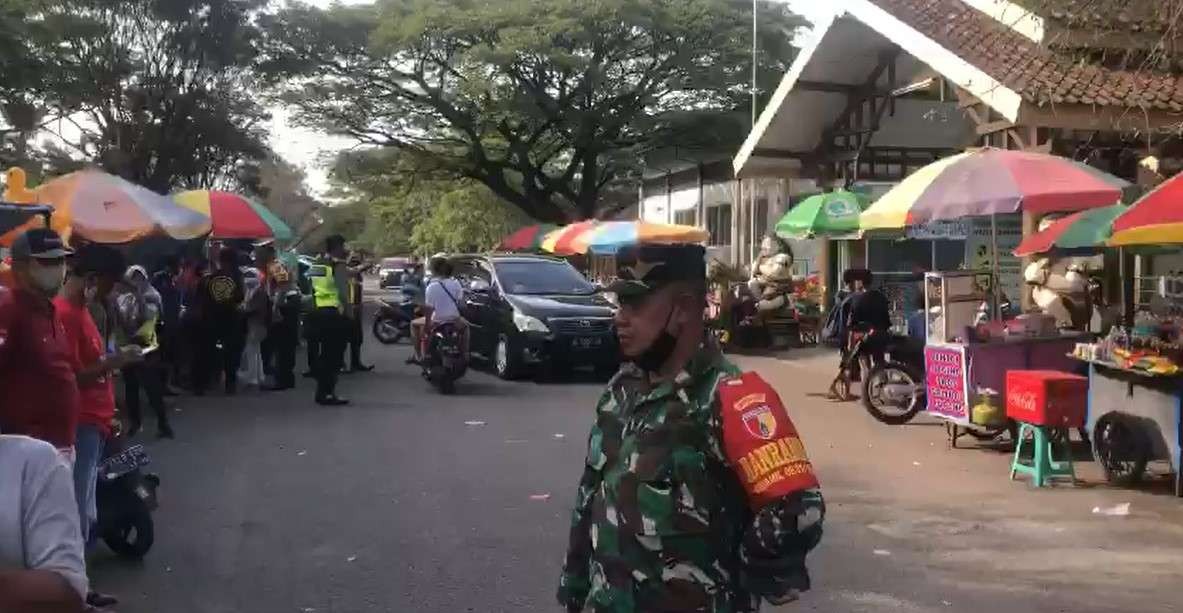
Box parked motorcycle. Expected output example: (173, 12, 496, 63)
(96, 437, 160, 558)
(372, 298, 415, 344)
(861, 332, 928, 425)
(422, 322, 467, 394)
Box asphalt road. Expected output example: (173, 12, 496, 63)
(89, 332, 1183, 613)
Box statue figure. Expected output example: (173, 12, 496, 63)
(747, 235, 797, 316)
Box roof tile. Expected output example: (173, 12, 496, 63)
(869, 0, 1183, 111)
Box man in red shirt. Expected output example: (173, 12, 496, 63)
(0, 229, 79, 453)
(56, 244, 136, 610)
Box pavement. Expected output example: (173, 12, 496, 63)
(88, 335, 1183, 613)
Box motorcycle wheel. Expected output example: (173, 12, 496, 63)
(861, 362, 926, 425)
(431, 368, 456, 394)
(1092, 413, 1149, 486)
(103, 509, 155, 559)
(372, 316, 405, 345)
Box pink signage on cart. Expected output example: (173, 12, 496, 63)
(925, 346, 968, 421)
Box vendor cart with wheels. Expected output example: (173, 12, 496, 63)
(923, 271, 1081, 447)
(1080, 359, 1182, 496)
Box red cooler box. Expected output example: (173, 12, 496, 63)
(1005, 370, 1088, 428)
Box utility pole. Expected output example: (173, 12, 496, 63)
(752, 0, 758, 128)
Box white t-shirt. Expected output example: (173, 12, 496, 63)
(0, 435, 88, 600)
(425, 278, 465, 323)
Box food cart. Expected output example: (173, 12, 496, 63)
(1069, 277, 1183, 496)
(923, 270, 1081, 446)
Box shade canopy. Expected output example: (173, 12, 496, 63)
(775, 190, 868, 239)
(1013, 204, 1127, 256)
(498, 224, 558, 251)
(860, 148, 1129, 230)
(174, 190, 292, 241)
(34, 171, 209, 243)
(1109, 173, 1183, 246)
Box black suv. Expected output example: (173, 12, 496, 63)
(451, 254, 618, 379)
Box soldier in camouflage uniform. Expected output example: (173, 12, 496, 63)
(558, 244, 825, 613)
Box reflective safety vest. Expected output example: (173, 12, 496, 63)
(308, 264, 341, 309)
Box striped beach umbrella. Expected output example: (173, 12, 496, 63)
(1109, 173, 1183, 246)
(860, 148, 1129, 230)
(1013, 204, 1127, 256)
(174, 190, 292, 241)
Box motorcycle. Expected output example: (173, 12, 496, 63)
(96, 436, 160, 558)
(372, 287, 419, 345)
(422, 322, 467, 394)
(860, 332, 928, 425)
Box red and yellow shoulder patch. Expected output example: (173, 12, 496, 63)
(718, 371, 819, 509)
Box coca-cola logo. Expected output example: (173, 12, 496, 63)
(1012, 391, 1038, 413)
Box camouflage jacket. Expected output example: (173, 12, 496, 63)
(558, 345, 824, 613)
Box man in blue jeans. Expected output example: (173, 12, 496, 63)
(56, 245, 136, 609)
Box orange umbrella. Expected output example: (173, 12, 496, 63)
(33, 170, 209, 243)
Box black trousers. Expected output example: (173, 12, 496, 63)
(124, 360, 169, 430)
(308, 308, 347, 400)
(347, 313, 365, 369)
(268, 308, 299, 388)
(195, 317, 246, 393)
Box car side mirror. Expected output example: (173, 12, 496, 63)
(469, 279, 491, 293)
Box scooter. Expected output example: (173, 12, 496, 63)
(861, 332, 928, 425)
(372, 287, 418, 344)
(422, 322, 467, 394)
(96, 433, 160, 558)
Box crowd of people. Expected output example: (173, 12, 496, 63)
(0, 228, 374, 612)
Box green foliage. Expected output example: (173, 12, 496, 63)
(260, 0, 804, 222)
(1, 0, 272, 191)
(329, 148, 527, 255)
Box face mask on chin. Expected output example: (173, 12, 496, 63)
(28, 261, 66, 296)
(634, 303, 680, 374)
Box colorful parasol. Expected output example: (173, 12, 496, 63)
(1013, 204, 1127, 256)
(29, 170, 209, 244)
(540, 220, 599, 255)
(860, 148, 1129, 230)
(577, 221, 710, 255)
(174, 190, 292, 241)
(498, 224, 558, 251)
(1109, 173, 1183, 246)
(775, 190, 868, 239)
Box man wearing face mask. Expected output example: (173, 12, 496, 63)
(0, 229, 82, 456)
(558, 244, 826, 613)
(55, 244, 136, 610)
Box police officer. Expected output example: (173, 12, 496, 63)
(305, 235, 351, 405)
(558, 244, 826, 613)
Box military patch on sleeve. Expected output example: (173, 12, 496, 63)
(718, 372, 819, 509)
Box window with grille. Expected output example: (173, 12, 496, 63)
(706, 204, 731, 247)
(673, 209, 696, 226)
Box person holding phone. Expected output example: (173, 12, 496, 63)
(56, 244, 138, 609)
(116, 265, 172, 439)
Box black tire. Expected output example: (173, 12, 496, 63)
(103, 511, 154, 559)
(434, 373, 456, 395)
(372, 316, 405, 345)
(861, 362, 926, 425)
(1092, 413, 1150, 486)
(494, 334, 522, 380)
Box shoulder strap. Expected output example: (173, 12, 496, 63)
(431, 279, 461, 309)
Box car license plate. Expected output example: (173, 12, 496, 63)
(574, 337, 602, 349)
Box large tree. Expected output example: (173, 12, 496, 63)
(260, 0, 804, 222)
(328, 148, 527, 255)
(26, 0, 271, 191)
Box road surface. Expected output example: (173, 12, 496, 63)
(90, 339, 1183, 613)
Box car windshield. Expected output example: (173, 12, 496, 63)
(494, 260, 596, 295)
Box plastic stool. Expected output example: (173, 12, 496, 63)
(1010, 422, 1076, 487)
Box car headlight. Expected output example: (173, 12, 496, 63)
(513, 312, 550, 333)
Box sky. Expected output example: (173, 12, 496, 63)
(278, 0, 834, 196)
